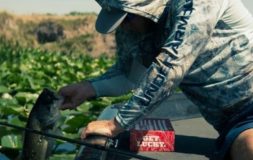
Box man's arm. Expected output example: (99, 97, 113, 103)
(115, 0, 223, 129)
(89, 29, 148, 98)
(89, 63, 135, 97)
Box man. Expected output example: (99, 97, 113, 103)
(59, 0, 253, 159)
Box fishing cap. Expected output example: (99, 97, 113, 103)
(95, 0, 170, 34)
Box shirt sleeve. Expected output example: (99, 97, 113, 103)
(89, 29, 148, 97)
(90, 63, 135, 97)
(115, 0, 222, 129)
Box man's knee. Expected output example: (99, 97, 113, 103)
(230, 129, 253, 160)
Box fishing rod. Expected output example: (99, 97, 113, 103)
(0, 121, 155, 160)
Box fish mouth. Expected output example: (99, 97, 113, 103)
(34, 88, 63, 128)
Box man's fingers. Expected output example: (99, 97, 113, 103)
(58, 87, 69, 97)
(80, 121, 115, 140)
(81, 127, 87, 139)
(59, 95, 80, 110)
(81, 124, 95, 139)
(60, 103, 74, 110)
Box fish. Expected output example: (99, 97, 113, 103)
(21, 88, 62, 160)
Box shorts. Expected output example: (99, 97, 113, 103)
(212, 100, 253, 160)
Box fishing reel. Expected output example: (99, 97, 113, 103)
(84, 134, 119, 149)
(76, 133, 130, 160)
(75, 135, 120, 160)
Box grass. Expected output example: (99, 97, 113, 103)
(0, 11, 115, 57)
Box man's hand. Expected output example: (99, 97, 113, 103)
(58, 81, 96, 110)
(81, 118, 124, 139)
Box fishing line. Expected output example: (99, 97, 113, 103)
(0, 121, 155, 160)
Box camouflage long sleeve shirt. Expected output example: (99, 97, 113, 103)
(91, 0, 253, 131)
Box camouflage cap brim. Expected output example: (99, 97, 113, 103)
(96, 7, 128, 34)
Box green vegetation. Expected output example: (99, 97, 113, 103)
(0, 38, 130, 159)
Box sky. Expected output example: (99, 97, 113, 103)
(0, 0, 252, 15)
(0, 0, 101, 14)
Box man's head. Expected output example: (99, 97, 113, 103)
(95, 0, 170, 34)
